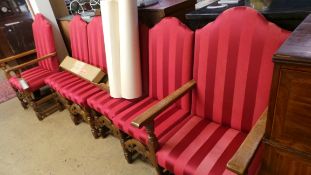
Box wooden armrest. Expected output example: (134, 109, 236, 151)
(5, 52, 56, 73)
(227, 108, 267, 175)
(131, 79, 196, 128)
(0, 49, 36, 64)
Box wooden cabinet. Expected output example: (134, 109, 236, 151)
(262, 14, 311, 175)
(138, 0, 196, 27)
(0, 0, 34, 62)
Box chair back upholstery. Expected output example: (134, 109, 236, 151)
(148, 18, 194, 111)
(87, 16, 107, 72)
(192, 7, 290, 132)
(70, 16, 89, 63)
(33, 14, 59, 72)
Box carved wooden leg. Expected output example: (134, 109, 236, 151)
(67, 102, 82, 125)
(70, 113, 81, 125)
(145, 122, 163, 175)
(86, 109, 100, 139)
(56, 95, 65, 111)
(119, 130, 133, 163)
(35, 111, 44, 121)
(16, 91, 29, 109)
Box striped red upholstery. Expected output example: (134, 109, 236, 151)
(44, 72, 80, 91)
(87, 18, 194, 137)
(155, 7, 290, 175)
(10, 67, 54, 92)
(70, 16, 89, 63)
(87, 91, 140, 118)
(192, 7, 290, 132)
(46, 16, 108, 106)
(157, 116, 245, 175)
(114, 100, 190, 144)
(87, 16, 107, 72)
(33, 14, 59, 72)
(148, 17, 193, 112)
(9, 14, 58, 92)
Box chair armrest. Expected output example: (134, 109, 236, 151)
(227, 108, 267, 175)
(131, 79, 196, 128)
(5, 52, 56, 73)
(0, 49, 36, 64)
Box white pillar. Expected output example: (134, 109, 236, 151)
(101, 0, 142, 99)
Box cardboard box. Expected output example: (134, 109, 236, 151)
(60, 56, 106, 83)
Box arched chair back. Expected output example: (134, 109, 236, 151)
(87, 16, 107, 72)
(69, 15, 89, 63)
(192, 7, 290, 132)
(148, 17, 194, 111)
(33, 14, 59, 72)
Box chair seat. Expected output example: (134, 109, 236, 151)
(156, 116, 248, 175)
(45, 71, 81, 91)
(87, 91, 142, 119)
(9, 66, 54, 92)
(113, 98, 190, 145)
(45, 71, 102, 106)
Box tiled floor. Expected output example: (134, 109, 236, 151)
(0, 98, 156, 175)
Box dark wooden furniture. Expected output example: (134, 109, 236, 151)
(138, 0, 196, 27)
(260, 14, 311, 174)
(0, 0, 35, 61)
(57, 0, 196, 53)
(186, 0, 311, 30)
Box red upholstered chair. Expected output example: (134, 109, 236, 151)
(131, 7, 290, 175)
(0, 14, 59, 120)
(45, 15, 107, 125)
(87, 17, 194, 164)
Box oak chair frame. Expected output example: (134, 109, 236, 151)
(0, 50, 62, 120)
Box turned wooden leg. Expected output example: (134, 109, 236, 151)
(35, 111, 44, 121)
(16, 91, 29, 109)
(70, 114, 81, 125)
(119, 131, 133, 163)
(87, 111, 100, 139)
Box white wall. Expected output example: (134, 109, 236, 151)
(28, 0, 68, 60)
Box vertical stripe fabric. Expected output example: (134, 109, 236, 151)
(33, 14, 59, 72)
(191, 7, 290, 132)
(149, 17, 194, 111)
(87, 16, 107, 72)
(69, 16, 89, 63)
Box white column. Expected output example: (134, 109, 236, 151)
(101, 0, 142, 99)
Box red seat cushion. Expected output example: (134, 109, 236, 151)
(87, 91, 141, 118)
(9, 66, 54, 92)
(45, 71, 81, 91)
(156, 116, 246, 175)
(57, 78, 101, 106)
(45, 71, 102, 106)
(113, 98, 190, 145)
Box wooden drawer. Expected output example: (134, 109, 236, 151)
(271, 68, 311, 154)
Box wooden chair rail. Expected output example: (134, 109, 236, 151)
(131, 79, 196, 128)
(0, 49, 37, 64)
(5, 52, 56, 74)
(227, 108, 268, 175)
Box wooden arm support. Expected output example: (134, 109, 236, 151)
(5, 52, 56, 74)
(227, 108, 267, 175)
(131, 79, 196, 128)
(0, 49, 36, 64)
